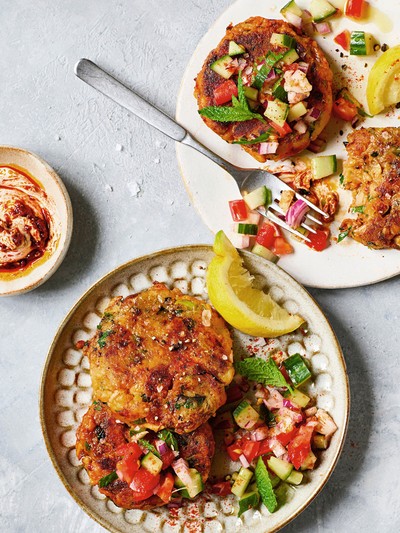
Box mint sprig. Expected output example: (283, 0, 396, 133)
(233, 130, 272, 145)
(235, 356, 292, 391)
(199, 72, 265, 123)
(255, 457, 278, 513)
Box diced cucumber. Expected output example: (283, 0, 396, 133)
(300, 450, 317, 470)
(267, 456, 293, 480)
(283, 353, 312, 387)
(311, 155, 337, 179)
(211, 55, 233, 79)
(141, 451, 163, 475)
(243, 86, 259, 101)
(287, 101, 308, 122)
(350, 31, 374, 56)
(251, 243, 279, 264)
(243, 186, 270, 210)
(229, 41, 246, 56)
(247, 99, 260, 111)
(286, 388, 310, 408)
(309, 0, 337, 22)
(233, 400, 260, 429)
(281, 48, 299, 65)
(280, 0, 303, 18)
(313, 434, 330, 449)
(174, 476, 191, 499)
(286, 470, 303, 485)
(253, 52, 284, 89)
(272, 80, 288, 103)
(238, 491, 260, 516)
(231, 467, 253, 498)
(236, 223, 258, 236)
(270, 33, 296, 49)
(264, 99, 289, 127)
(175, 469, 204, 498)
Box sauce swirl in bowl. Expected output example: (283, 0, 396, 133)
(0, 165, 56, 272)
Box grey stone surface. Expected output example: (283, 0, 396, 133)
(0, 0, 399, 531)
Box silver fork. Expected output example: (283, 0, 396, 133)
(75, 59, 328, 242)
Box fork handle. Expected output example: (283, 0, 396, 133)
(74, 59, 239, 175)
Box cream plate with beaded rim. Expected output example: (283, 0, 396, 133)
(176, 0, 400, 289)
(40, 245, 349, 533)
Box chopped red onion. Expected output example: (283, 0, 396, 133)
(286, 199, 309, 228)
(284, 11, 303, 28)
(314, 21, 332, 35)
(297, 62, 309, 74)
(293, 120, 307, 134)
(263, 387, 284, 409)
(266, 68, 278, 81)
(283, 398, 296, 409)
(250, 425, 270, 441)
(172, 458, 191, 485)
(259, 142, 279, 155)
(302, 9, 313, 23)
(239, 454, 250, 468)
(310, 107, 321, 119)
(269, 438, 286, 457)
(155, 439, 169, 455)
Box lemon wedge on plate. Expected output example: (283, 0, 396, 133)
(206, 231, 304, 337)
(367, 45, 400, 115)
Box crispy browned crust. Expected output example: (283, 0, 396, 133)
(194, 17, 333, 161)
(341, 127, 400, 249)
(84, 282, 234, 434)
(76, 403, 215, 510)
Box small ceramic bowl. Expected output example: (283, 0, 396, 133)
(0, 146, 73, 296)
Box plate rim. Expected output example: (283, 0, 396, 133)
(39, 244, 350, 533)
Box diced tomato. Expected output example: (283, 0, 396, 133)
(257, 439, 272, 457)
(154, 472, 174, 503)
(270, 121, 292, 137)
(273, 237, 294, 255)
(226, 441, 243, 462)
(241, 440, 260, 462)
(287, 423, 316, 469)
(229, 199, 248, 222)
(226, 383, 244, 403)
(214, 80, 238, 105)
(211, 481, 232, 497)
(306, 228, 330, 252)
(129, 468, 160, 502)
(116, 441, 143, 459)
(275, 426, 298, 446)
(333, 97, 358, 121)
(344, 0, 364, 18)
(117, 453, 140, 484)
(161, 448, 176, 470)
(334, 30, 350, 51)
(256, 222, 276, 248)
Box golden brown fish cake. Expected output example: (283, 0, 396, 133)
(194, 17, 333, 161)
(340, 127, 400, 249)
(83, 283, 234, 434)
(76, 402, 215, 509)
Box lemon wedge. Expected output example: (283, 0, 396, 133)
(367, 45, 400, 115)
(206, 231, 304, 337)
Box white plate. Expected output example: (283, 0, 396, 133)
(176, 0, 400, 289)
(40, 245, 349, 533)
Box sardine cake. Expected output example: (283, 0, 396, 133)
(84, 282, 234, 434)
(194, 17, 333, 161)
(340, 127, 400, 249)
(76, 402, 215, 509)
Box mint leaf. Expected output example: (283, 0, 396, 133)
(157, 429, 178, 451)
(233, 130, 272, 145)
(199, 72, 265, 124)
(338, 228, 351, 242)
(237, 71, 249, 110)
(137, 439, 161, 458)
(199, 105, 264, 123)
(235, 357, 292, 390)
(255, 457, 278, 513)
(99, 471, 118, 488)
